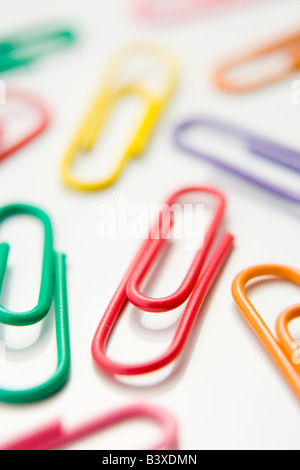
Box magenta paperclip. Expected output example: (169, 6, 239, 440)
(174, 116, 300, 205)
(0, 404, 178, 451)
(133, 0, 239, 23)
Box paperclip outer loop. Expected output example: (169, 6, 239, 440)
(0, 204, 54, 326)
(232, 265, 300, 401)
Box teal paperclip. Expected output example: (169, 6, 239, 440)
(0, 25, 77, 73)
(0, 205, 71, 404)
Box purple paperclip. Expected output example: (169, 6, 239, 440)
(173, 116, 300, 205)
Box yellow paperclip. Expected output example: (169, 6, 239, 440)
(60, 44, 179, 191)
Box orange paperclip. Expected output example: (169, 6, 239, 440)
(232, 265, 300, 401)
(214, 30, 300, 93)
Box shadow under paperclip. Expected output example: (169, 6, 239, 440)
(91, 259, 226, 396)
(0, 267, 55, 363)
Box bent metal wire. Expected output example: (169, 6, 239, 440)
(92, 186, 234, 376)
(0, 204, 70, 403)
(232, 264, 300, 402)
(60, 43, 179, 192)
(174, 115, 300, 205)
(0, 404, 178, 451)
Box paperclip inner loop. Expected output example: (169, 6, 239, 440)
(276, 304, 300, 374)
(126, 186, 226, 312)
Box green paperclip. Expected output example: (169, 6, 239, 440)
(0, 204, 71, 404)
(0, 26, 77, 73)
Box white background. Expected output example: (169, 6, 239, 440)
(0, 0, 299, 451)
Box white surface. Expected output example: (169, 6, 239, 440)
(0, 0, 299, 451)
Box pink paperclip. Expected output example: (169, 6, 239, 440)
(133, 0, 240, 24)
(0, 404, 178, 451)
(0, 90, 50, 164)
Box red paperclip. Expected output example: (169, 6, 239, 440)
(0, 404, 178, 450)
(126, 187, 227, 312)
(92, 186, 234, 376)
(0, 90, 50, 163)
